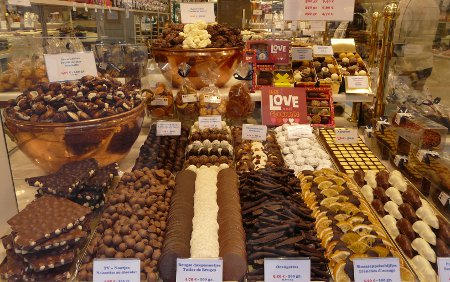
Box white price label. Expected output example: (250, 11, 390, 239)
(394, 155, 408, 167)
(353, 258, 401, 282)
(312, 45, 334, 56)
(203, 95, 221, 104)
(416, 150, 439, 162)
(394, 113, 413, 125)
(156, 121, 181, 136)
(93, 259, 140, 282)
(198, 115, 222, 130)
(150, 97, 169, 106)
(264, 13, 273, 20)
(44, 52, 97, 82)
(180, 3, 216, 24)
(334, 128, 358, 144)
(264, 258, 310, 282)
(291, 47, 313, 61)
(253, 9, 263, 15)
(10, 22, 20, 29)
(0, 21, 7, 30)
(8, 0, 31, 6)
(287, 125, 313, 140)
(182, 94, 198, 103)
(346, 76, 369, 89)
(242, 124, 268, 141)
(438, 192, 449, 207)
(176, 258, 223, 282)
(438, 257, 450, 282)
(284, 0, 355, 21)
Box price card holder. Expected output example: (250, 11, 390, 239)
(334, 128, 358, 144)
(176, 258, 223, 282)
(242, 124, 268, 141)
(353, 258, 401, 282)
(287, 124, 313, 140)
(93, 259, 140, 282)
(156, 121, 181, 136)
(264, 258, 310, 282)
(292, 47, 313, 61)
(438, 257, 450, 282)
(198, 116, 222, 130)
(345, 76, 371, 94)
(312, 45, 334, 56)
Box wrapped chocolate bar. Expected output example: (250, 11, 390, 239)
(175, 63, 199, 123)
(144, 82, 175, 120)
(198, 70, 227, 117)
(226, 65, 254, 124)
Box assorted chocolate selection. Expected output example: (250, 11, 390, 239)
(240, 167, 330, 281)
(133, 124, 189, 172)
(299, 168, 415, 282)
(334, 52, 368, 77)
(354, 170, 450, 281)
(77, 168, 174, 281)
(6, 75, 143, 123)
(0, 195, 91, 281)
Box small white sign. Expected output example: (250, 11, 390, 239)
(416, 149, 439, 162)
(157, 121, 181, 136)
(287, 125, 313, 140)
(203, 95, 221, 104)
(438, 192, 449, 207)
(438, 257, 450, 282)
(176, 258, 223, 282)
(198, 116, 222, 130)
(180, 3, 215, 24)
(353, 258, 401, 282)
(292, 47, 313, 61)
(313, 45, 334, 56)
(93, 259, 140, 282)
(10, 22, 20, 29)
(44, 52, 97, 82)
(0, 21, 7, 30)
(242, 124, 268, 141)
(284, 0, 355, 21)
(310, 21, 326, 31)
(8, 0, 31, 6)
(182, 94, 198, 103)
(150, 97, 169, 106)
(334, 128, 358, 144)
(264, 258, 311, 282)
(394, 155, 408, 167)
(347, 76, 369, 89)
(394, 113, 413, 125)
(253, 9, 263, 16)
(265, 14, 273, 20)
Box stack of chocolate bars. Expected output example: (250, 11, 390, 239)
(25, 159, 118, 210)
(0, 195, 91, 281)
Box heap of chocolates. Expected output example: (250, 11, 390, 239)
(0, 195, 91, 281)
(240, 167, 330, 281)
(78, 168, 174, 281)
(6, 75, 143, 123)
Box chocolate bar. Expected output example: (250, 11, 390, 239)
(23, 246, 75, 272)
(19, 228, 87, 254)
(78, 162, 118, 192)
(7, 195, 91, 251)
(0, 250, 30, 280)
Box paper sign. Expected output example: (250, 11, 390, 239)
(180, 3, 215, 24)
(310, 21, 326, 31)
(242, 124, 268, 141)
(313, 45, 334, 56)
(93, 259, 140, 282)
(156, 121, 181, 136)
(394, 113, 413, 125)
(150, 97, 169, 106)
(203, 95, 221, 104)
(176, 258, 223, 282)
(287, 125, 313, 140)
(44, 52, 97, 82)
(253, 9, 263, 15)
(198, 116, 222, 130)
(292, 47, 313, 61)
(264, 258, 310, 282)
(438, 257, 450, 281)
(264, 14, 273, 20)
(8, 0, 31, 6)
(438, 192, 449, 207)
(182, 94, 198, 103)
(261, 87, 308, 126)
(0, 21, 7, 30)
(353, 258, 401, 282)
(334, 128, 358, 144)
(284, 0, 355, 21)
(346, 76, 369, 89)
(10, 22, 20, 29)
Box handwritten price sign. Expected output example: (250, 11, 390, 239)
(93, 259, 140, 282)
(353, 258, 401, 282)
(176, 258, 222, 282)
(44, 52, 97, 82)
(264, 258, 310, 282)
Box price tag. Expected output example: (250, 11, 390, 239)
(394, 155, 408, 167)
(176, 258, 223, 282)
(312, 45, 334, 56)
(416, 150, 439, 162)
(44, 52, 97, 82)
(438, 192, 449, 207)
(287, 125, 313, 140)
(334, 128, 358, 144)
(264, 258, 310, 282)
(8, 0, 31, 6)
(353, 258, 401, 282)
(0, 21, 7, 30)
(156, 121, 181, 136)
(242, 124, 268, 141)
(198, 116, 222, 130)
(180, 3, 216, 24)
(310, 21, 326, 31)
(253, 9, 263, 15)
(182, 94, 198, 103)
(291, 47, 313, 61)
(203, 95, 221, 104)
(346, 76, 369, 89)
(93, 259, 140, 282)
(438, 257, 450, 281)
(394, 113, 413, 125)
(150, 97, 169, 106)
(265, 13, 273, 20)
(10, 22, 20, 29)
